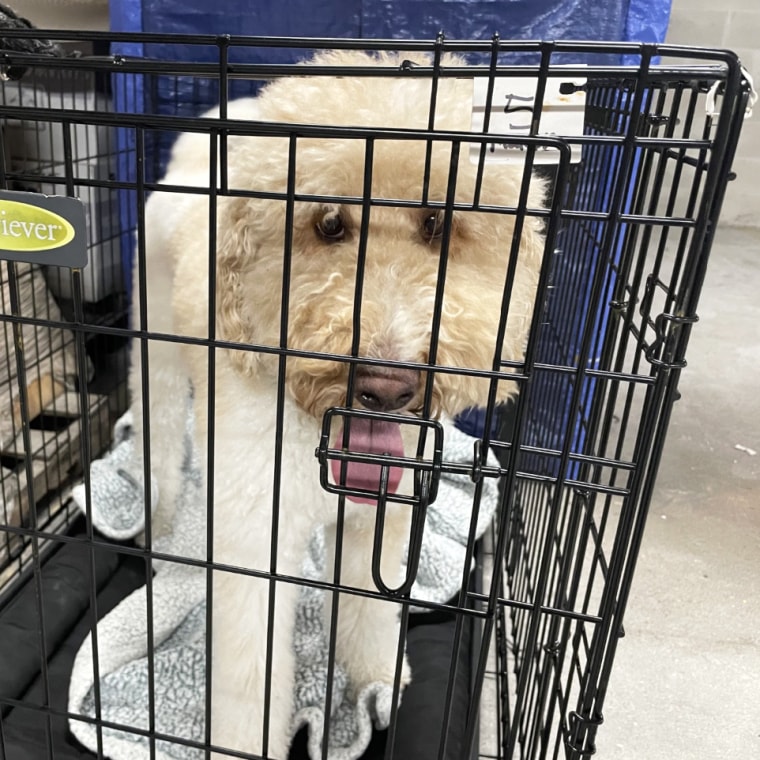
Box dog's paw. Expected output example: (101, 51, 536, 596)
(343, 650, 411, 700)
(351, 652, 412, 731)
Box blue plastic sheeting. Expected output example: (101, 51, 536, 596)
(361, 0, 627, 42)
(627, 0, 673, 46)
(111, 0, 672, 62)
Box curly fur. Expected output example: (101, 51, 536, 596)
(127, 49, 545, 759)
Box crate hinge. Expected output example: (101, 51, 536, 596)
(645, 311, 698, 369)
(565, 709, 603, 756)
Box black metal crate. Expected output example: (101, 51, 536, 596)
(0, 32, 750, 760)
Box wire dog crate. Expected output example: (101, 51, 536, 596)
(0, 32, 751, 760)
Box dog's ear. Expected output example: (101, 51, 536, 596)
(214, 196, 263, 377)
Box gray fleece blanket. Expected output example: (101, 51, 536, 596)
(68, 411, 497, 760)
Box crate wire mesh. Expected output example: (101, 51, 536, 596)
(0, 39, 127, 600)
(0, 32, 751, 760)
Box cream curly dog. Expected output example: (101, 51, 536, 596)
(128, 50, 545, 758)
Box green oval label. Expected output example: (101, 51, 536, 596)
(0, 199, 75, 252)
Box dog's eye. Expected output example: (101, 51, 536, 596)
(316, 210, 346, 242)
(422, 211, 445, 241)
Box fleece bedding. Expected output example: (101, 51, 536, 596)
(0, 534, 476, 760)
(56, 411, 497, 760)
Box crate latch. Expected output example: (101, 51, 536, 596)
(315, 407, 444, 596)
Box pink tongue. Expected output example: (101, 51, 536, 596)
(331, 418, 404, 504)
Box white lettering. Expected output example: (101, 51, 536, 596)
(0, 211, 61, 240)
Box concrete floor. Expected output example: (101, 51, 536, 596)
(598, 226, 760, 757)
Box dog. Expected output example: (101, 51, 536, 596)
(127, 49, 545, 758)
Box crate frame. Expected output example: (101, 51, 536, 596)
(0, 31, 750, 760)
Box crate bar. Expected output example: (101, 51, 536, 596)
(202, 125, 220, 759)
(0, 27, 733, 58)
(465, 120, 574, 760)
(3, 259, 56, 759)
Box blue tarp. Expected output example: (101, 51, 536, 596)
(112, 0, 671, 50)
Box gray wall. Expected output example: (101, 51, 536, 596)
(666, 0, 759, 227)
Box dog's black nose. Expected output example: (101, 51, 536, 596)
(354, 366, 420, 412)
